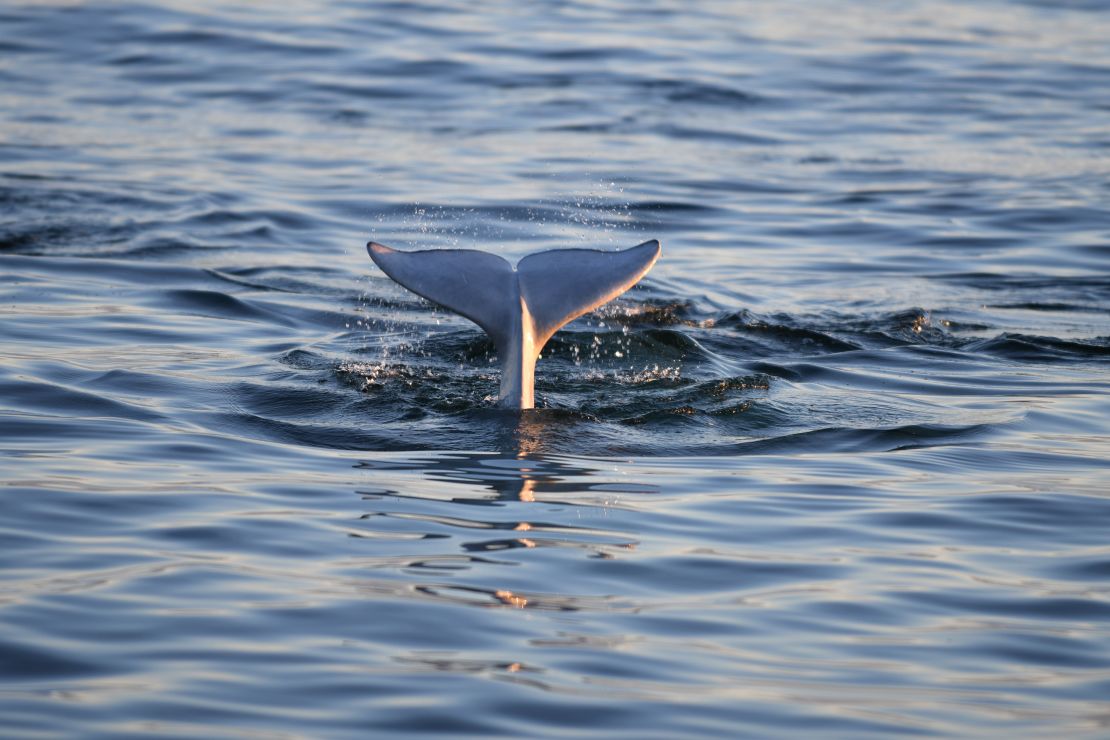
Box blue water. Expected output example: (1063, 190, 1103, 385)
(3, 1, 1110, 736)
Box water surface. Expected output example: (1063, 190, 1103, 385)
(2, 0, 1110, 736)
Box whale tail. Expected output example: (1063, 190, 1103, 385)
(367, 239, 660, 409)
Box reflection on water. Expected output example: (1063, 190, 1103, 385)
(342, 444, 1110, 735)
(501, 410, 558, 462)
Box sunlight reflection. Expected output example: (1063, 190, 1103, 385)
(494, 589, 529, 609)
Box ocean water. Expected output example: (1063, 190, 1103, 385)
(2, 0, 1110, 736)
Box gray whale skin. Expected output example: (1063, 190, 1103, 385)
(367, 239, 661, 410)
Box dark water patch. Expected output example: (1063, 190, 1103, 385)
(594, 375, 770, 423)
(896, 590, 1110, 622)
(153, 289, 298, 327)
(657, 124, 785, 146)
(0, 256, 197, 288)
(300, 81, 429, 102)
(978, 634, 1110, 670)
(732, 422, 998, 456)
(372, 58, 473, 80)
(0, 414, 156, 445)
(280, 348, 337, 371)
(207, 411, 401, 451)
(0, 378, 165, 423)
(0, 39, 46, 54)
(535, 46, 661, 63)
(936, 273, 1110, 295)
(988, 301, 1110, 314)
(912, 235, 1022, 250)
(108, 51, 180, 67)
(986, 206, 1110, 233)
(219, 262, 355, 287)
(596, 298, 708, 328)
(849, 309, 955, 346)
(955, 493, 1110, 532)
(627, 200, 723, 215)
(30, 365, 180, 400)
(717, 312, 862, 353)
(545, 120, 624, 134)
(1047, 557, 1110, 581)
(639, 78, 762, 107)
(134, 29, 341, 59)
(471, 71, 576, 90)
(679, 177, 803, 195)
(0, 641, 103, 681)
(231, 381, 350, 421)
(178, 207, 316, 232)
(965, 333, 1110, 363)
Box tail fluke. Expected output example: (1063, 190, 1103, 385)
(366, 239, 660, 409)
(367, 242, 516, 349)
(518, 240, 660, 347)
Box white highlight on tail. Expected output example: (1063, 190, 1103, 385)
(367, 239, 661, 410)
